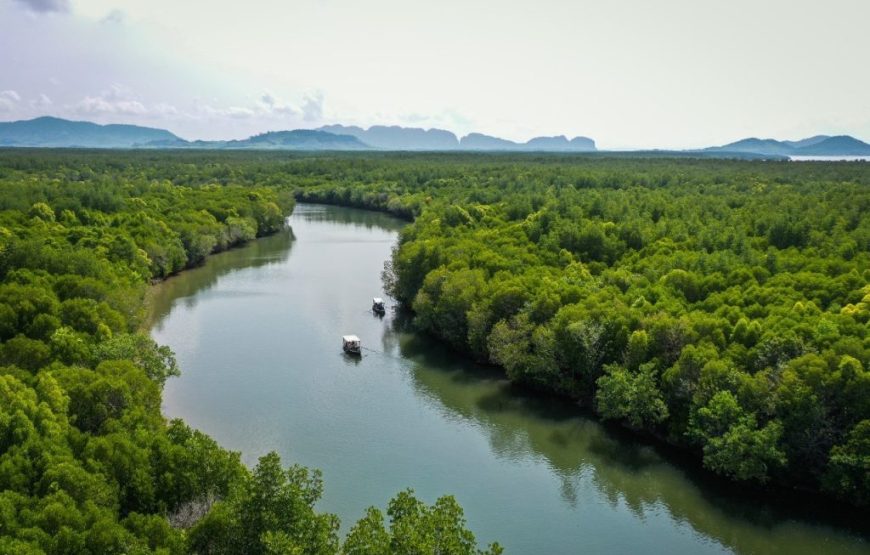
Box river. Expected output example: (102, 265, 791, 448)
(148, 203, 868, 554)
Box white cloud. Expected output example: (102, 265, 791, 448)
(1, 90, 21, 102)
(199, 91, 307, 122)
(400, 113, 429, 124)
(152, 102, 178, 116)
(30, 93, 53, 109)
(4, 0, 870, 145)
(301, 92, 324, 122)
(260, 92, 276, 107)
(12, 0, 70, 13)
(259, 91, 299, 116)
(74, 84, 150, 115)
(199, 104, 255, 119)
(0, 90, 21, 112)
(397, 109, 472, 132)
(226, 106, 254, 119)
(76, 96, 147, 115)
(101, 9, 125, 25)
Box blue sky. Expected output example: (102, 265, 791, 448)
(1, 0, 868, 148)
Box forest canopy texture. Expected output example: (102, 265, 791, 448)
(295, 153, 870, 506)
(0, 150, 501, 555)
(0, 149, 867, 553)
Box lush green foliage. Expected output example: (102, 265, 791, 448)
(344, 490, 502, 555)
(295, 154, 870, 505)
(1, 148, 866, 552)
(189, 454, 500, 555)
(0, 150, 496, 554)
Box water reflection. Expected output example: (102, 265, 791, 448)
(387, 317, 870, 555)
(151, 203, 869, 555)
(341, 352, 364, 366)
(146, 228, 295, 330)
(297, 203, 406, 232)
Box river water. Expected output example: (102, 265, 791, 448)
(149, 204, 868, 554)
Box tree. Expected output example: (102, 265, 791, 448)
(702, 420, 786, 483)
(488, 314, 559, 390)
(689, 391, 786, 483)
(94, 333, 180, 387)
(596, 363, 669, 430)
(188, 452, 339, 555)
(343, 490, 502, 555)
(823, 420, 870, 507)
(0, 335, 51, 371)
(29, 202, 55, 222)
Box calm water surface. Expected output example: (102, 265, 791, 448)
(150, 204, 868, 555)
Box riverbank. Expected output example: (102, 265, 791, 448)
(150, 202, 869, 554)
(291, 185, 870, 514)
(141, 221, 295, 331)
(0, 152, 326, 552)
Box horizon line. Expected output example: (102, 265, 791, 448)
(1, 114, 868, 151)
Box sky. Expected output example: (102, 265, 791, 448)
(1, 0, 869, 149)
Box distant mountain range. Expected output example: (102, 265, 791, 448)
(458, 132, 596, 151)
(0, 117, 597, 152)
(705, 135, 870, 157)
(145, 130, 370, 150)
(318, 124, 596, 152)
(1, 117, 868, 156)
(318, 124, 461, 150)
(0, 116, 179, 148)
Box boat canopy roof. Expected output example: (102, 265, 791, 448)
(342, 335, 360, 343)
(372, 298, 384, 304)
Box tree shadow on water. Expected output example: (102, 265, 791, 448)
(146, 228, 295, 329)
(386, 311, 870, 554)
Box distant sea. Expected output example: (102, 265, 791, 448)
(790, 155, 870, 162)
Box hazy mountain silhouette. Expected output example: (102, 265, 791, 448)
(2, 117, 866, 156)
(525, 135, 596, 151)
(0, 116, 179, 148)
(706, 135, 870, 157)
(708, 138, 795, 156)
(320, 125, 596, 151)
(0, 117, 368, 150)
(459, 133, 520, 150)
(135, 130, 369, 150)
(319, 124, 460, 150)
(224, 130, 368, 150)
(459, 132, 595, 151)
(783, 135, 830, 149)
(795, 135, 870, 155)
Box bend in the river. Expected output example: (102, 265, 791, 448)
(149, 204, 869, 555)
